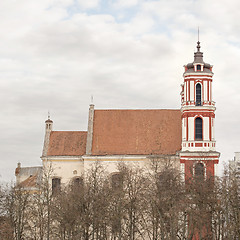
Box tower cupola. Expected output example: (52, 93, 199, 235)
(45, 118, 53, 131)
(184, 41, 212, 74)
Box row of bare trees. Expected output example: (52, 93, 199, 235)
(0, 161, 239, 240)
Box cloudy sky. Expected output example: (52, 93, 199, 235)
(1, 0, 240, 182)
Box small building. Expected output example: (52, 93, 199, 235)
(229, 152, 240, 178)
(15, 163, 42, 192)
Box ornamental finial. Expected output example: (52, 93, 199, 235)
(197, 27, 201, 52)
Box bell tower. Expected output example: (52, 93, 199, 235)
(179, 41, 220, 181)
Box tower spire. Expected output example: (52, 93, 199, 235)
(197, 27, 201, 52)
(198, 27, 199, 42)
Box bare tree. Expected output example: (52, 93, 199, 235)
(4, 185, 31, 240)
(51, 161, 112, 240)
(25, 164, 56, 240)
(116, 162, 147, 240)
(0, 184, 13, 239)
(143, 158, 186, 240)
(4, 160, 240, 239)
(218, 166, 240, 240)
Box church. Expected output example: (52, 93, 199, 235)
(15, 41, 220, 190)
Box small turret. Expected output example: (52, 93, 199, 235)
(45, 118, 53, 131)
(86, 104, 95, 155)
(42, 114, 53, 157)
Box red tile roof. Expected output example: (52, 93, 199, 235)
(47, 131, 87, 156)
(19, 174, 38, 188)
(91, 109, 182, 155)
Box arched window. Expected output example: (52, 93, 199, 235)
(196, 83, 202, 106)
(195, 117, 203, 140)
(195, 163, 205, 180)
(52, 178, 61, 195)
(72, 177, 83, 189)
(111, 173, 123, 190)
(197, 65, 201, 71)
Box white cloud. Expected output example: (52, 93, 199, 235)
(77, 0, 100, 9)
(121, 13, 155, 35)
(112, 0, 139, 8)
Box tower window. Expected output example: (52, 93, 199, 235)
(195, 117, 203, 140)
(197, 65, 201, 71)
(196, 83, 202, 106)
(195, 163, 205, 180)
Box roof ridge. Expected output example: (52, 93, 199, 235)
(94, 109, 181, 111)
(51, 130, 87, 133)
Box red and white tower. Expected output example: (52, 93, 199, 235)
(180, 41, 220, 181)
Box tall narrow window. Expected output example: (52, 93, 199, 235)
(52, 178, 61, 195)
(112, 173, 123, 191)
(197, 65, 201, 71)
(195, 117, 203, 140)
(196, 83, 201, 106)
(195, 163, 204, 180)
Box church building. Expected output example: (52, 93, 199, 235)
(15, 41, 220, 190)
